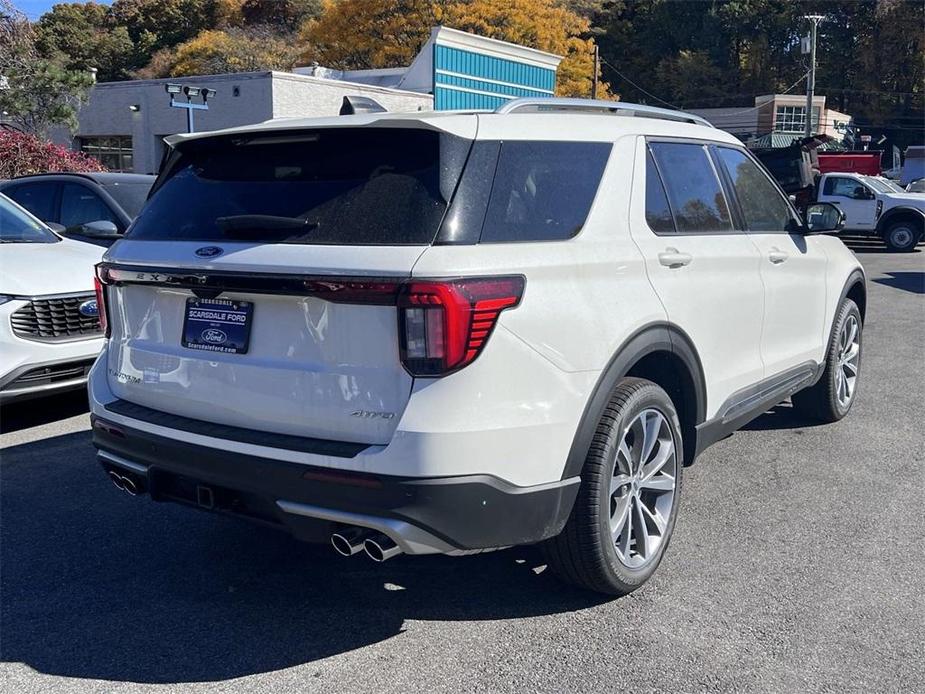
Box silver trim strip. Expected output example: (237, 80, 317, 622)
(275, 499, 459, 556)
(494, 98, 715, 127)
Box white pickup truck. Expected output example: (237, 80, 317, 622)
(816, 172, 925, 251)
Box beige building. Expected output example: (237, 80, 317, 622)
(691, 94, 853, 146)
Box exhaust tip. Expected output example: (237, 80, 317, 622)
(331, 533, 358, 557)
(108, 470, 125, 491)
(121, 475, 139, 496)
(364, 534, 402, 562)
(331, 528, 372, 557)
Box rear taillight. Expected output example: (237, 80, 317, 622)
(94, 264, 111, 338)
(398, 276, 525, 376)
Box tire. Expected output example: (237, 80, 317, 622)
(543, 378, 683, 596)
(792, 298, 862, 423)
(882, 221, 922, 252)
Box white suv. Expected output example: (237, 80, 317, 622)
(89, 99, 866, 595)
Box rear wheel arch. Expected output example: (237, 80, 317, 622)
(562, 324, 706, 480)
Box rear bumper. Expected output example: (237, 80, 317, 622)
(92, 416, 580, 554)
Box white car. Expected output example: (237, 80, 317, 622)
(89, 99, 865, 595)
(816, 171, 925, 251)
(1, 194, 105, 402)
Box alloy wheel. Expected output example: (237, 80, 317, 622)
(610, 408, 678, 569)
(835, 314, 860, 409)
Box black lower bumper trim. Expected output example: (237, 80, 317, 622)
(91, 415, 579, 551)
(103, 399, 369, 458)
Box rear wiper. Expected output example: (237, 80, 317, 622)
(216, 215, 318, 239)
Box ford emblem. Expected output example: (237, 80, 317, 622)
(201, 328, 227, 344)
(78, 299, 99, 317)
(195, 246, 224, 258)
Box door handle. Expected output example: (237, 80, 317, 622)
(768, 248, 789, 264)
(658, 248, 692, 268)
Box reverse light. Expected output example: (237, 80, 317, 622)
(398, 277, 525, 376)
(94, 264, 111, 338)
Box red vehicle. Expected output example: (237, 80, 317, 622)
(817, 151, 882, 176)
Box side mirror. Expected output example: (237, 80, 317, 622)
(803, 202, 846, 234)
(66, 220, 122, 239)
(46, 222, 66, 234)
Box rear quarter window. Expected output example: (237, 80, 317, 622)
(479, 141, 611, 243)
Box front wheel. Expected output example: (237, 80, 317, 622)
(792, 298, 862, 423)
(543, 378, 683, 596)
(883, 221, 922, 252)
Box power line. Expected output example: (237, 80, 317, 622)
(598, 58, 681, 110)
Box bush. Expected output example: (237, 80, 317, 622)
(0, 128, 106, 179)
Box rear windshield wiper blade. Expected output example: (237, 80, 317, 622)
(216, 215, 319, 241)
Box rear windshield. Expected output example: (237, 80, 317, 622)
(128, 129, 465, 245)
(103, 182, 153, 218)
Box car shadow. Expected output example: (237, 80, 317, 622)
(0, 391, 90, 435)
(740, 402, 826, 432)
(0, 432, 608, 685)
(873, 271, 925, 295)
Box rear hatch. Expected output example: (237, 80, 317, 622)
(102, 123, 473, 445)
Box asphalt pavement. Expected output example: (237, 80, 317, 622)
(2, 237, 923, 693)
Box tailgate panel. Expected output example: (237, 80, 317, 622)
(107, 283, 411, 445)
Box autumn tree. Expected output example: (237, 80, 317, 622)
(301, 0, 611, 98)
(300, 0, 444, 70)
(440, 0, 612, 98)
(141, 27, 303, 77)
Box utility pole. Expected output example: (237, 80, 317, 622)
(591, 44, 599, 100)
(803, 15, 824, 138)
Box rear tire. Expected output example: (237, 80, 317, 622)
(883, 221, 922, 252)
(792, 298, 862, 423)
(543, 378, 683, 596)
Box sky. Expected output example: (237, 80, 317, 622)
(15, 0, 111, 20)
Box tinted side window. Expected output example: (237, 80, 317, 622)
(480, 141, 611, 242)
(716, 148, 794, 232)
(826, 177, 865, 198)
(4, 182, 58, 222)
(649, 142, 733, 233)
(644, 149, 675, 233)
(60, 183, 120, 229)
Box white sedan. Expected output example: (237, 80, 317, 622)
(0, 193, 105, 403)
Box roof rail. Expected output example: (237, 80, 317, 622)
(493, 98, 714, 128)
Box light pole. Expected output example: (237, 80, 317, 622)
(803, 15, 824, 138)
(166, 83, 216, 134)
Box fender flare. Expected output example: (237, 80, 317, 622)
(820, 269, 867, 374)
(561, 323, 706, 480)
(876, 206, 925, 235)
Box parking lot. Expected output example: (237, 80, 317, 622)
(1, 239, 923, 694)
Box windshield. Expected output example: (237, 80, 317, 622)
(862, 176, 891, 193)
(0, 195, 59, 243)
(129, 128, 466, 245)
(103, 181, 153, 218)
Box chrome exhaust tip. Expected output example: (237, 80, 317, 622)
(108, 470, 125, 491)
(121, 475, 139, 496)
(364, 534, 402, 562)
(331, 528, 372, 557)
